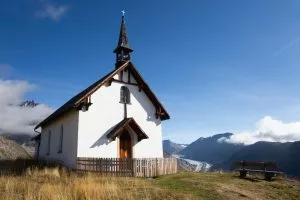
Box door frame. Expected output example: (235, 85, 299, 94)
(118, 129, 133, 159)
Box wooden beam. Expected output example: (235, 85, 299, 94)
(106, 79, 112, 86)
(138, 84, 143, 92)
(155, 107, 163, 119)
(112, 78, 138, 86)
(128, 70, 131, 83)
(75, 61, 129, 104)
(120, 71, 123, 81)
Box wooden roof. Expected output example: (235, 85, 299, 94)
(35, 61, 170, 129)
(106, 118, 148, 141)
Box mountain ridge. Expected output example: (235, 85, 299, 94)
(213, 141, 300, 177)
(163, 140, 187, 155)
(165, 133, 300, 177)
(179, 133, 244, 165)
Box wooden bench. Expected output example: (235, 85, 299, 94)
(234, 161, 284, 181)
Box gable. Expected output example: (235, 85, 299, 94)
(35, 61, 170, 129)
(106, 118, 148, 141)
(112, 69, 138, 85)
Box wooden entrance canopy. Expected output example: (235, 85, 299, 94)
(106, 117, 148, 141)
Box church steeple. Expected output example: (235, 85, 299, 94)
(114, 12, 133, 68)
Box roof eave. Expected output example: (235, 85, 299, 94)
(34, 61, 170, 130)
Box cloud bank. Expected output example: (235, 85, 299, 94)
(220, 116, 300, 145)
(0, 79, 53, 135)
(36, 3, 69, 21)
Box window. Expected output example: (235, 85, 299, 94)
(120, 86, 130, 104)
(58, 125, 63, 153)
(47, 130, 51, 155)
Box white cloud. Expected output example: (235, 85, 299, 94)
(221, 116, 300, 145)
(0, 79, 53, 135)
(36, 3, 69, 21)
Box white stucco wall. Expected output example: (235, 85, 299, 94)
(77, 70, 163, 158)
(39, 110, 79, 168)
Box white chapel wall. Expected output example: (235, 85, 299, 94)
(39, 110, 79, 168)
(77, 70, 163, 158)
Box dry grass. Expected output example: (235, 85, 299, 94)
(0, 169, 299, 200)
(155, 172, 300, 200)
(0, 167, 192, 200)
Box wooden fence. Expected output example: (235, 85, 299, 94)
(76, 157, 178, 177)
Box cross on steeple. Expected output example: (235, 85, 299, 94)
(121, 10, 125, 16)
(113, 12, 133, 68)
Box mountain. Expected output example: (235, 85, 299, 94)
(1, 134, 33, 145)
(179, 133, 244, 165)
(0, 136, 32, 160)
(179, 132, 300, 177)
(163, 140, 187, 155)
(19, 100, 39, 108)
(213, 141, 300, 177)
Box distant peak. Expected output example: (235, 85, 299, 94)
(19, 100, 39, 108)
(211, 133, 233, 139)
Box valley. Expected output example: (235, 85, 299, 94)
(163, 133, 300, 177)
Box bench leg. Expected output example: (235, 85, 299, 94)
(240, 170, 247, 178)
(264, 172, 274, 181)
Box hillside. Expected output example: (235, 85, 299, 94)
(163, 140, 187, 155)
(0, 136, 32, 160)
(180, 133, 244, 165)
(1, 134, 33, 145)
(213, 141, 300, 177)
(0, 169, 299, 200)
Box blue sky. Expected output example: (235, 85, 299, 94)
(1, 0, 300, 143)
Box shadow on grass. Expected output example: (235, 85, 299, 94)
(233, 175, 262, 182)
(231, 173, 282, 182)
(0, 159, 64, 176)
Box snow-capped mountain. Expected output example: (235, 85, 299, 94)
(19, 100, 39, 108)
(0, 100, 49, 146)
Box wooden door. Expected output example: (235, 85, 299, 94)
(119, 131, 132, 159)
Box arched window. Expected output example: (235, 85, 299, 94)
(47, 130, 51, 155)
(58, 125, 63, 153)
(120, 86, 130, 104)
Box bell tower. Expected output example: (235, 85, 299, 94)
(113, 11, 133, 68)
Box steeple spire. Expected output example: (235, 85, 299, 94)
(114, 12, 133, 68)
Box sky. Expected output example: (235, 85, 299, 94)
(1, 0, 300, 144)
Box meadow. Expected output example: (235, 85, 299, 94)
(0, 168, 299, 200)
